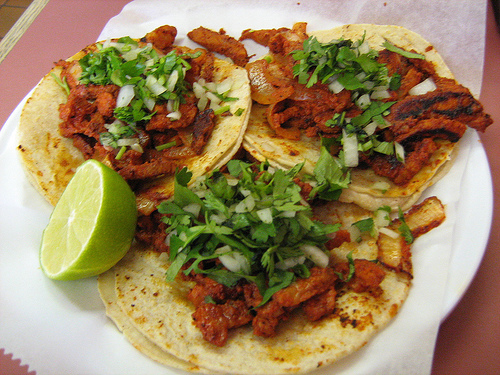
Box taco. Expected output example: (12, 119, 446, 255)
(241, 24, 492, 211)
(98, 157, 446, 374)
(17, 25, 251, 210)
(98, 163, 445, 374)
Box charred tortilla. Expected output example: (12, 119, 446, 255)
(243, 24, 490, 211)
(17, 27, 251, 208)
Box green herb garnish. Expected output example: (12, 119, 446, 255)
(158, 160, 340, 305)
(398, 208, 414, 244)
(78, 38, 201, 149)
(335, 251, 356, 282)
(291, 35, 397, 98)
(352, 218, 376, 238)
(50, 72, 70, 95)
(382, 41, 425, 60)
(309, 146, 351, 201)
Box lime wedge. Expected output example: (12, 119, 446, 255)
(40, 159, 137, 280)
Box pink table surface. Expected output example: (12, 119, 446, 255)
(1, 0, 499, 374)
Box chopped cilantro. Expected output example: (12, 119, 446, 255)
(382, 41, 425, 60)
(309, 146, 351, 200)
(155, 141, 177, 151)
(158, 160, 340, 303)
(234, 108, 245, 116)
(335, 251, 356, 282)
(352, 218, 376, 237)
(398, 208, 414, 244)
(50, 72, 70, 95)
(77, 38, 202, 149)
(290, 34, 428, 169)
(291, 35, 396, 99)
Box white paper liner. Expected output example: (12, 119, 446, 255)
(0, 1, 491, 374)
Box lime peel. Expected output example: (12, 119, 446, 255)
(40, 159, 137, 280)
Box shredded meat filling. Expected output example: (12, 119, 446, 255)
(56, 25, 220, 182)
(188, 26, 249, 67)
(183, 261, 385, 346)
(387, 77, 492, 132)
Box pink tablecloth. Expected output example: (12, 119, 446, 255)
(1, 1, 499, 374)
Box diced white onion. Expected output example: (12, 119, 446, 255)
(328, 79, 345, 94)
(379, 227, 400, 239)
(216, 246, 251, 274)
(364, 121, 378, 136)
(105, 120, 122, 133)
(166, 70, 179, 92)
(116, 85, 135, 108)
(108, 41, 123, 50)
(146, 75, 167, 96)
(166, 99, 174, 112)
(179, 231, 188, 242)
(144, 58, 155, 67)
(374, 209, 391, 228)
(355, 72, 367, 82)
(239, 189, 252, 197)
(167, 111, 182, 120)
(143, 96, 156, 111)
(117, 138, 139, 147)
(211, 102, 223, 112)
(280, 210, 296, 218)
(206, 91, 221, 104)
(226, 178, 239, 186)
(204, 82, 217, 92)
(276, 255, 306, 270)
(217, 77, 234, 94)
(197, 95, 209, 111)
(256, 208, 273, 224)
(194, 190, 207, 198)
(356, 93, 371, 110)
(363, 80, 376, 90)
(183, 203, 202, 218)
(358, 40, 371, 55)
(101, 38, 112, 49)
(234, 194, 255, 213)
(197, 78, 207, 87)
(395, 142, 405, 163)
(300, 244, 329, 268)
(234, 201, 247, 213)
(122, 50, 139, 61)
(193, 81, 206, 98)
(408, 77, 437, 96)
(342, 129, 359, 168)
(210, 213, 227, 225)
(130, 144, 144, 153)
(370, 89, 391, 100)
(244, 195, 256, 211)
(164, 230, 177, 246)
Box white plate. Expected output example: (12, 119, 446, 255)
(0, 87, 492, 375)
(0, 5, 492, 373)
